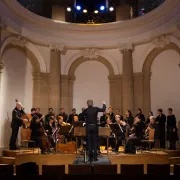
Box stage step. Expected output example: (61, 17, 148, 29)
(169, 157, 180, 164)
(0, 157, 15, 165)
(2, 150, 19, 157)
(164, 150, 180, 157)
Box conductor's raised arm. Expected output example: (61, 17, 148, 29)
(97, 101, 106, 112)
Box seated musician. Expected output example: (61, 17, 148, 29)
(45, 116, 56, 148)
(144, 116, 157, 140)
(113, 115, 127, 153)
(29, 115, 46, 154)
(36, 108, 43, 119)
(105, 118, 115, 150)
(125, 115, 145, 154)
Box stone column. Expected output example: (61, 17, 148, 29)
(32, 72, 49, 115)
(134, 72, 143, 115)
(109, 75, 123, 112)
(0, 62, 5, 93)
(143, 71, 151, 117)
(68, 75, 75, 114)
(0, 17, 5, 44)
(119, 44, 134, 114)
(60, 75, 70, 113)
(48, 48, 61, 114)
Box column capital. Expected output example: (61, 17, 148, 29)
(119, 43, 133, 53)
(108, 75, 122, 81)
(152, 35, 170, 49)
(0, 62, 5, 72)
(49, 43, 65, 53)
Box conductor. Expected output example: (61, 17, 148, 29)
(83, 100, 106, 162)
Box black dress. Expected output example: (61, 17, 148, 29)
(126, 116, 134, 128)
(156, 114, 166, 148)
(166, 115, 179, 141)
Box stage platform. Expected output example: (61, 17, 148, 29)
(0, 148, 172, 174)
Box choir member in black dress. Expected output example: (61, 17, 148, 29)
(156, 109, 166, 148)
(146, 111, 153, 127)
(29, 115, 45, 154)
(9, 102, 27, 150)
(45, 108, 55, 125)
(56, 108, 68, 123)
(79, 107, 86, 122)
(100, 111, 107, 127)
(125, 110, 134, 128)
(166, 108, 179, 150)
(36, 108, 43, 119)
(68, 108, 78, 124)
(136, 108, 145, 122)
(125, 115, 145, 154)
(107, 106, 115, 123)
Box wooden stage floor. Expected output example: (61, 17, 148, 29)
(8, 149, 169, 174)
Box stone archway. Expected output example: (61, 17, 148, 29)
(142, 42, 180, 116)
(61, 56, 122, 113)
(0, 35, 49, 113)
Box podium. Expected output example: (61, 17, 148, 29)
(74, 127, 111, 154)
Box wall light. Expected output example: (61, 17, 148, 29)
(67, 7, 71, 12)
(83, 9, 88, 13)
(94, 10, 98, 14)
(109, 7, 114, 11)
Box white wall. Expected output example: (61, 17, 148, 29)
(151, 50, 180, 126)
(73, 61, 109, 117)
(0, 48, 33, 148)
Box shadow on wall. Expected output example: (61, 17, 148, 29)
(2, 112, 11, 148)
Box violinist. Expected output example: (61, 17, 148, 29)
(45, 116, 56, 148)
(125, 115, 145, 154)
(9, 102, 28, 150)
(29, 114, 46, 154)
(36, 108, 43, 119)
(113, 115, 127, 153)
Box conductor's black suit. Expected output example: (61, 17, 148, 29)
(82, 103, 106, 160)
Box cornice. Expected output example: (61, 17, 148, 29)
(0, 0, 180, 48)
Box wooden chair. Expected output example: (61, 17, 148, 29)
(147, 164, 170, 175)
(68, 164, 92, 175)
(94, 164, 117, 175)
(121, 164, 144, 175)
(42, 165, 65, 177)
(140, 128, 155, 152)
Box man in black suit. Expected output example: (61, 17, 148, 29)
(9, 102, 27, 150)
(82, 100, 106, 162)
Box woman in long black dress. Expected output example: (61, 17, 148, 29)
(166, 108, 179, 150)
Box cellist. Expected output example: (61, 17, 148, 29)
(9, 101, 28, 150)
(29, 114, 46, 154)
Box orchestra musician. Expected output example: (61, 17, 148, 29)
(100, 111, 107, 127)
(68, 108, 78, 124)
(36, 108, 43, 119)
(56, 108, 68, 123)
(105, 118, 115, 151)
(78, 107, 86, 122)
(29, 114, 46, 154)
(106, 106, 115, 123)
(9, 102, 28, 150)
(114, 115, 130, 153)
(125, 110, 134, 128)
(45, 108, 55, 125)
(125, 115, 145, 154)
(115, 109, 123, 120)
(45, 116, 56, 149)
(135, 108, 145, 122)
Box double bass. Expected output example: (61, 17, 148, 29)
(15, 99, 32, 141)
